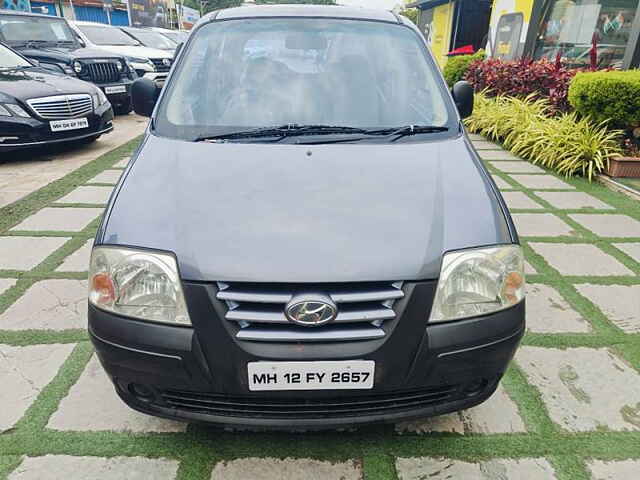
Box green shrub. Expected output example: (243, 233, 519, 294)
(568, 70, 640, 129)
(466, 92, 622, 180)
(443, 50, 484, 87)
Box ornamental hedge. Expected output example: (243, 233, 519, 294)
(568, 70, 640, 130)
(465, 58, 578, 112)
(442, 50, 485, 87)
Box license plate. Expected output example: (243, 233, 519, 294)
(104, 85, 126, 94)
(50, 117, 89, 132)
(248, 360, 375, 391)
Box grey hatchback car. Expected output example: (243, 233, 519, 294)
(88, 5, 525, 429)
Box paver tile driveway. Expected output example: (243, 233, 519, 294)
(0, 135, 638, 479)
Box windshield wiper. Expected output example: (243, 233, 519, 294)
(387, 125, 449, 142)
(295, 125, 450, 144)
(0, 65, 32, 72)
(195, 124, 370, 142)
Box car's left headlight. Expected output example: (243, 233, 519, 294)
(429, 245, 525, 323)
(89, 246, 191, 325)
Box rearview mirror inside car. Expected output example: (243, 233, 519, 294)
(285, 33, 327, 50)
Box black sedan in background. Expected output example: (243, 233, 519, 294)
(0, 43, 113, 151)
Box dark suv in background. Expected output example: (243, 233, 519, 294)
(0, 10, 134, 114)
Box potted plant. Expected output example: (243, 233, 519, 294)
(607, 138, 640, 178)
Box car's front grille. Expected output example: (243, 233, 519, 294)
(158, 385, 457, 419)
(82, 61, 121, 83)
(27, 94, 93, 120)
(150, 58, 171, 72)
(217, 281, 404, 343)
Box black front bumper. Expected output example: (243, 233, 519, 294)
(98, 80, 133, 110)
(89, 281, 525, 429)
(0, 103, 114, 151)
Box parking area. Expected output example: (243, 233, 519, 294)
(0, 114, 148, 209)
(0, 131, 639, 479)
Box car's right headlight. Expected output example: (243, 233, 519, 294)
(92, 88, 109, 109)
(125, 56, 152, 65)
(429, 245, 525, 323)
(89, 246, 191, 326)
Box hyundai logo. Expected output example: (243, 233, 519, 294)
(285, 295, 337, 327)
(162, 58, 172, 67)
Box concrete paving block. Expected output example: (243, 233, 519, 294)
(576, 284, 640, 333)
(0, 343, 74, 431)
(395, 457, 557, 480)
(0, 278, 16, 295)
(479, 150, 521, 160)
(491, 161, 546, 173)
(492, 175, 513, 189)
(516, 347, 640, 432)
(48, 355, 186, 433)
(0, 280, 87, 331)
(9, 455, 179, 480)
(472, 140, 501, 150)
(395, 384, 525, 434)
(569, 214, 640, 238)
(530, 243, 634, 276)
(535, 191, 613, 210)
(210, 458, 362, 480)
(501, 192, 544, 210)
(56, 240, 93, 272)
(87, 169, 122, 184)
(113, 157, 130, 168)
(510, 175, 575, 190)
(512, 214, 575, 237)
(11, 207, 102, 232)
(526, 284, 590, 333)
(57, 186, 113, 205)
(614, 242, 640, 262)
(588, 460, 640, 480)
(0, 236, 69, 270)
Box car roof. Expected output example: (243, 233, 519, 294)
(0, 8, 66, 19)
(212, 5, 400, 23)
(73, 20, 118, 28)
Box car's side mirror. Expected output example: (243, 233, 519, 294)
(452, 81, 474, 119)
(132, 77, 161, 117)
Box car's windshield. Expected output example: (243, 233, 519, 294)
(163, 31, 187, 43)
(156, 18, 453, 141)
(79, 24, 139, 46)
(123, 28, 176, 49)
(0, 43, 31, 68)
(0, 15, 77, 45)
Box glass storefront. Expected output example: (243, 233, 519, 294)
(533, 0, 639, 68)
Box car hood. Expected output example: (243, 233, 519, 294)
(93, 45, 173, 59)
(12, 46, 123, 63)
(102, 134, 512, 282)
(0, 68, 96, 101)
